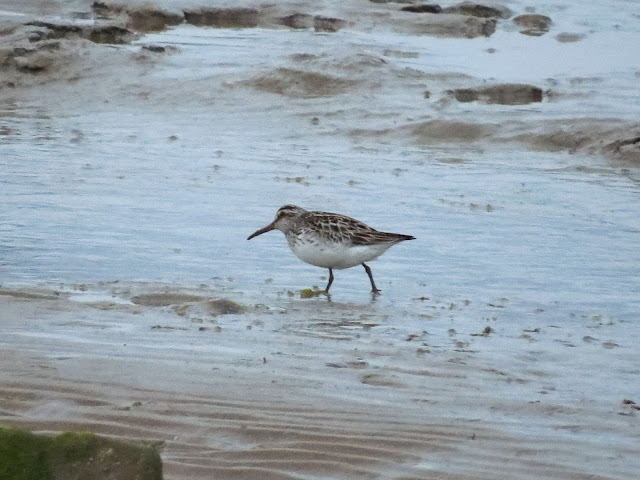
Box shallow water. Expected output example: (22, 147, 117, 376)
(2, 22, 639, 314)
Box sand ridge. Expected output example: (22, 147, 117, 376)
(1, 286, 638, 479)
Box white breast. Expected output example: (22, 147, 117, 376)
(287, 235, 393, 269)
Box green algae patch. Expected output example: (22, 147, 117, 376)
(300, 287, 325, 298)
(0, 427, 162, 480)
(131, 292, 204, 306)
(0, 427, 53, 480)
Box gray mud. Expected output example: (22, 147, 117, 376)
(1, 285, 639, 479)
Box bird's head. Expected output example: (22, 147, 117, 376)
(247, 205, 307, 240)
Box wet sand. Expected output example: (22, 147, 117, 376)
(2, 1, 639, 165)
(1, 285, 639, 479)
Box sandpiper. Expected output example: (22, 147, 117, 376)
(247, 205, 415, 294)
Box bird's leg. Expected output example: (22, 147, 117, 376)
(325, 268, 334, 292)
(362, 263, 380, 294)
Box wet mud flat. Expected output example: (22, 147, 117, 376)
(1, 0, 639, 163)
(2, 0, 640, 478)
(1, 285, 639, 480)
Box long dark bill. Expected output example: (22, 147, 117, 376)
(247, 222, 276, 240)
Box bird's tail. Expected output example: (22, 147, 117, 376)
(392, 233, 415, 242)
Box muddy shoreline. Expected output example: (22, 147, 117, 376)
(1, 285, 638, 479)
(2, 1, 639, 479)
(2, 1, 639, 165)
